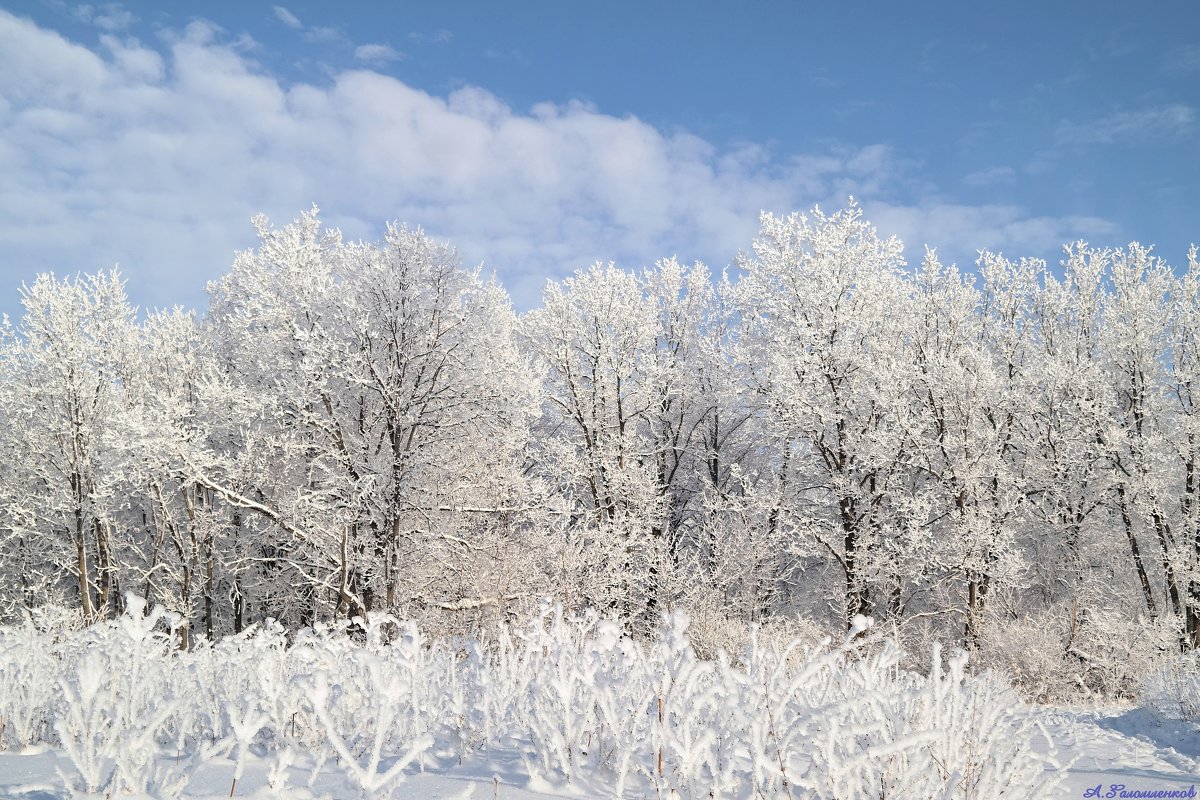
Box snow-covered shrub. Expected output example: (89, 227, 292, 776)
(290, 614, 451, 797)
(979, 605, 1179, 702)
(681, 585, 828, 663)
(975, 610, 1076, 702)
(1072, 609, 1179, 698)
(305, 658, 434, 798)
(507, 606, 629, 788)
(484, 606, 1063, 798)
(1141, 650, 1200, 725)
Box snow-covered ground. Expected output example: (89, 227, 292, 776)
(1047, 707, 1199, 798)
(0, 708, 1196, 799)
(0, 744, 565, 799)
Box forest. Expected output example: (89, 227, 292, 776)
(2, 200, 1198, 703)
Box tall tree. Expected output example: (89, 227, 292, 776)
(523, 259, 720, 625)
(731, 203, 915, 628)
(206, 210, 534, 624)
(0, 271, 138, 619)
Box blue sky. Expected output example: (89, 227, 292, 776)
(0, 1, 1197, 316)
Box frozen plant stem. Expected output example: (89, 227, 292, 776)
(658, 695, 664, 778)
(766, 698, 793, 800)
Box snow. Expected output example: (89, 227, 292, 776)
(0, 711, 1197, 799)
(0, 746, 576, 799)
(1047, 708, 1199, 797)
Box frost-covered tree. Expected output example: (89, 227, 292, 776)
(206, 210, 535, 626)
(523, 260, 722, 626)
(1102, 245, 1183, 638)
(0, 271, 138, 619)
(901, 251, 1022, 647)
(116, 307, 243, 644)
(1168, 246, 1200, 645)
(730, 203, 917, 629)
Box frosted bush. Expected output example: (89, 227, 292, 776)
(878, 646, 1061, 799)
(976, 610, 1075, 702)
(980, 606, 1179, 702)
(54, 651, 119, 795)
(305, 659, 434, 798)
(1141, 651, 1200, 725)
(1075, 610, 1179, 698)
(681, 586, 828, 663)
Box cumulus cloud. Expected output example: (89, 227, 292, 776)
(0, 9, 1117, 313)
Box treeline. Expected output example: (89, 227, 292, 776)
(1, 203, 1197, 696)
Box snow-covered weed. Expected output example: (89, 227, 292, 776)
(53, 597, 191, 798)
(0, 595, 1062, 799)
(0, 613, 60, 749)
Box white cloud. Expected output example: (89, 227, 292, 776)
(0, 10, 1119, 313)
(962, 166, 1015, 187)
(1163, 45, 1200, 75)
(409, 29, 452, 45)
(354, 43, 403, 63)
(303, 25, 347, 45)
(1057, 104, 1195, 146)
(809, 68, 842, 89)
(483, 46, 531, 66)
(73, 3, 136, 32)
(272, 6, 302, 30)
(867, 202, 1120, 267)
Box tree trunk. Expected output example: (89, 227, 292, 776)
(74, 524, 94, 618)
(1115, 483, 1157, 618)
(841, 499, 870, 627)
